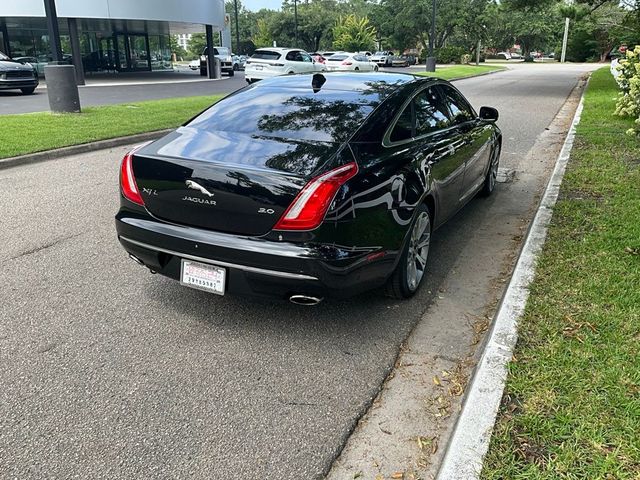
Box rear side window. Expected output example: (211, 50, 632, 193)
(414, 86, 451, 136)
(252, 50, 282, 60)
(438, 84, 476, 124)
(286, 51, 304, 62)
(390, 103, 413, 142)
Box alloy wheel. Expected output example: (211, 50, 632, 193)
(406, 211, 431, 292)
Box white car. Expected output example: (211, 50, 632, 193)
(189, 59, 199, 70)
(325, 53, 378, 72)
(245, 48, 325, 83)
(370, 51, 394, 67)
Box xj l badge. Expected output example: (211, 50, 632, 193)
(186, 180, 215, 197)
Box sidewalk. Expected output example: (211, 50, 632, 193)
(36, 68, 231, 89)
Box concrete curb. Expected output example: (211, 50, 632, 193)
(35, 76, 229, 90)
(435, 80, 588, 479)
(0, 129, 172, 171)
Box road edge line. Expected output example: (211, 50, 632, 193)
(435, 78, 588, 480)
(0, 129, 173, 171)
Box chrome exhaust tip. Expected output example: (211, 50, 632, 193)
(289, 295, 323, 306)
(128, 254, 145, 266)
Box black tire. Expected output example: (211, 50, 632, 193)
(233, 63, 239, 71)
(386, 204, 432, 299)
(21, 88, 36, 95)
(480, 144, 501, 196)
(374, 66, 379, 72)
(354, 67, 359, 71)
(228, 69, 235, 77)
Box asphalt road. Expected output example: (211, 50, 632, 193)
(0, 69, 246, 115)
(0, 64, 599, 479)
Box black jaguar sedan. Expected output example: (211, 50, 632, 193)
(0, 51, 38, 95)
(115, 72, 501, 304)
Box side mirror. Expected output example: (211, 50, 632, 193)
(479, 106, 499, 122)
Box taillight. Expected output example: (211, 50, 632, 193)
(274, 162, 358, 231)
(119, 146, 145, 206)
(342, 61, 353, 65)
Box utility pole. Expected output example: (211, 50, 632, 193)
(426, 0, 436, 72)
(560, 0, 573, 63)
(560, 17, 570, 63)
(294, 0, 299, 48)
(234, 0, 240, 54)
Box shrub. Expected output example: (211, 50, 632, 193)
(436, 46, 468, 64)
(614, 45, 640, 135)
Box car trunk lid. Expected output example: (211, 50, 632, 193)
(131, 127, 340, 236)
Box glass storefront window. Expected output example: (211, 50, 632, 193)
(149, 35, 172, 71)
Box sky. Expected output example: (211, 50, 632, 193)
(243, 0, 283, 11)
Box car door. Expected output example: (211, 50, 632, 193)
(437, 84, 494, 203)
(411, 86, 468, 223)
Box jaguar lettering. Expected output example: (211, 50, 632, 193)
(182, 196, 217, 206)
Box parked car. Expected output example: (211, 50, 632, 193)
(14, 53, 71, 76)
(244, 48, 325, 83)
(200, 46, 234, 77)
(232, 54, 245, 71)
(400, 54, 418, 65)
(496, 52, 511, 60)
(188, 59, 199, 70)
(325, 53, 377, 71)
(13, 56, 44, 76)
(0, 51, 39, 94)
(311, 52, 327, 64)
(115, 72, 502, 303)
(391, 55, 412, 67)
(370, 51, 395, 67)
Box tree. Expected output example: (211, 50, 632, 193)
(187, 33, 207, 58)
(169, 35, 189, 61)
(332, 14, 377, 51)
(253, 19, 273, 48)
(372, 0, 492, 53)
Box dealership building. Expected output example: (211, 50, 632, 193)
(0, 0, 225, 75)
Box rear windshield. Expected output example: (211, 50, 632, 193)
(328, 55, 347, 61)
(188, 87, 376, 143)
(252, 50, 282, 60)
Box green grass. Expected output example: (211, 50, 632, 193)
(481, 67, 640, 479)
(415, 64, 506, 80)
(0, 94, 223, 159)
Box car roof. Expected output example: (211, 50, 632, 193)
(255, 47, 300, 52)
(252, 71, 426, 97)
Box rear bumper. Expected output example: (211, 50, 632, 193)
(115, 211, 394, 301)
(244, 68, 283, 81)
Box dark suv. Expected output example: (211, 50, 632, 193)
(199, 46, 234, 77)
(0, 51, 39, 94)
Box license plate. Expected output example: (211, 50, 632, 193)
(255, 65, 263, 70)
(180, 260, 226, 295)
